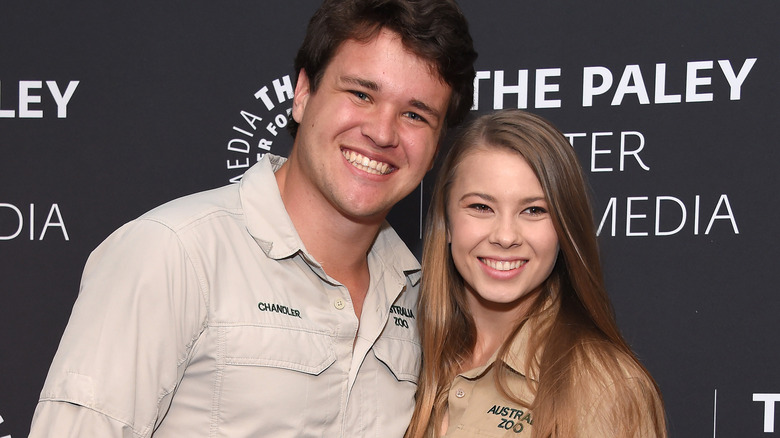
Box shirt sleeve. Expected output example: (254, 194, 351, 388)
(30, 401, 137, 437)
(29, 218, 207, 438)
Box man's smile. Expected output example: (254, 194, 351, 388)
(342, 149, 394, 175)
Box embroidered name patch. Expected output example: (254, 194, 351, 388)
(258, 301, 302, 318)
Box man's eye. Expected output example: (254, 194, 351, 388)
(351, 91, 369, 101)
(405, 111, 426, 123)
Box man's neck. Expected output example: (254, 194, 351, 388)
(274, 160, 383, 318)
(275, 160, 383, 264)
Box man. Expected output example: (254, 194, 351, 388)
(29, 0, 476, 436)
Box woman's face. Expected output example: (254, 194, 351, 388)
(446, 144, 559, 317)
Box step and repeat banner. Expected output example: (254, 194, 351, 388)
(1, 1, 778, 436)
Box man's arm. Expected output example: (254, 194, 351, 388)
(29, 219, 207, 438)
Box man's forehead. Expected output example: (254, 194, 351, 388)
(331, 29, 445, 82)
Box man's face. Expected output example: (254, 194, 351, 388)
(290, 28, 452, 222)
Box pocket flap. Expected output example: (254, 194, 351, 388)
(224, 325, 336, 375)
(372, 336, 421, 383)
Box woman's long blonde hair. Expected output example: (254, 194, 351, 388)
(406, 110, 666, 437)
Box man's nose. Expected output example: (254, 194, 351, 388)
(362, 106, 399, 148)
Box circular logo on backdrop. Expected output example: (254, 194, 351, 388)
(0, 413, 11, 438)
(223, 73, 295, 184)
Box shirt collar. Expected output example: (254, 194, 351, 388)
(458, 298, 558, 382)
(370, 222, 422, 286)
(239, 154, 421, 287)
(240, 154, 304, 260)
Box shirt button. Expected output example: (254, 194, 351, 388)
(455, 388, 465, 398)
(334, 299, 346, 310)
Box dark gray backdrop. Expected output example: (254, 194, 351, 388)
(1, 1, 778, 436)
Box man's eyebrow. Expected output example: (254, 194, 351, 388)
(341, 75, 379, 92)
(341, 75, 442, 121)
(410, 99, 442, 120)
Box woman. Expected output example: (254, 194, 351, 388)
(406, 110, 666, 437)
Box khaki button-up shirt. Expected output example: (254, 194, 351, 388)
(30, 154, 422, 437)
(444, 301, 663, 437)
(444, 313, 541, 437)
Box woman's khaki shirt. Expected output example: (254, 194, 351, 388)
(443, 303, 664, 437)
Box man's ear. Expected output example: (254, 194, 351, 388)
(292, 68, 311, 124)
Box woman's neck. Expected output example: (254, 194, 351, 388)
(462, 289, 538, 372)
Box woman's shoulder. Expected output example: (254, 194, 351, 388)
(571, 339, 667, 437)
(571, 338, 657, 397)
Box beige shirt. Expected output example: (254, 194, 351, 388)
(30, 154, 422, 438)
(444, 311, 541, 438)
(444, 303, 663, 437)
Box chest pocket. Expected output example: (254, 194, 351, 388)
(223, 324, 336, 374)
(372, 335, 421, 384)
(212, 324, 339, 433)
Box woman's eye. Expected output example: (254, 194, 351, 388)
(524, 206, 548, 216)
(469, 203, 491, 213)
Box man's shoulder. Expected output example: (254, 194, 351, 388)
(91, 184, 246, 258)
(139, 183, 243, 232)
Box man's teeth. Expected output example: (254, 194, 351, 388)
(343, 150, 392, 175)
(481, 258, 525, 271)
